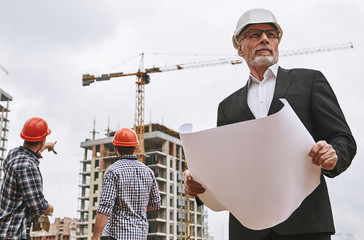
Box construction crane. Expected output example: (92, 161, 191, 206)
(82, 42, 353, 158)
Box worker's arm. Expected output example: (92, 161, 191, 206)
(148, 169, 161, 210)
(92, 212, 109, 240)
(40, 141, 57, 154)
(93, 171, 115, 240)
(309, 71, 356, 177)
(19, 165, 49, 215)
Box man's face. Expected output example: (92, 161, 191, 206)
(237, 24, 280, 68)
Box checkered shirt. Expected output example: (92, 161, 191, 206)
(98, 155, 161, 240)
(0, 146, 49, 239)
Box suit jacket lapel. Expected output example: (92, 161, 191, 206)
(238, 81, 256, 120)
(268, 67, 293, 115)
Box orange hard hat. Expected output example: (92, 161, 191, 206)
(20, 117, 51, 142)
(112, 128, 139, 147)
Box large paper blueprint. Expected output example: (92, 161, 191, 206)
(179, 99, 321, 230)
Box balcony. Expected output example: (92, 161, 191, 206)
(145, 152, 167, 167)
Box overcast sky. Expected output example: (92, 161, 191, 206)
(1, 0, 363, 239)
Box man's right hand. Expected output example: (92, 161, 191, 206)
(183, 170, 205, 197)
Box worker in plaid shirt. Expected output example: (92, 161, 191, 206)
(0, 117, 56, 240)
(92, 128, 161, 240)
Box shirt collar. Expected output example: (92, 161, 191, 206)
(20, 146, 41, 164)
(248, 63, 279, 87)
(118, 154, 138, 161)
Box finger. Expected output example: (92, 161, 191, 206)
(183, 170, 193, 181)
(53, 140, 57, 145)
(184, 183, 195, 196)
(309, 140, 327, 157)
(312, 151, 325, 165)
(184, 180, 205, 195)
(52, 149, 58, 154)
(315, 154, 326, 166)
(320, 155, 337, 170)
(311, 141, 330, 165)
(185, 185, 205, 196)
(315, 143, 336, 166)
(185, 181, 205, 192)
(313, 147, 330, 165)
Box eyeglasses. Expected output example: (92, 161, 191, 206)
(240, 29, 280, 41)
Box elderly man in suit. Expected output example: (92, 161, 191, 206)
(184, 8, 356, 240)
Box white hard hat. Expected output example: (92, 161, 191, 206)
(232, 8, 283, 49)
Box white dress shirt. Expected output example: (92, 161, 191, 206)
(247, 63, 279, 119)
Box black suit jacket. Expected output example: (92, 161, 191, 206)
(216, 67, 356, 240)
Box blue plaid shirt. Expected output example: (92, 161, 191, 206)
(0, 146, 49, 239)
(98, 155, 161, 240)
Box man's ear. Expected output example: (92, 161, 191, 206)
(237, 44, 244, 58)
(40, 139, 46, 147)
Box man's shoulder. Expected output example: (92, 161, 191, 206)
(278, 67, 322, 76)
(7, 147, 21, 156)
(5, 147, 35, 168)
(219, 86, 246, 107)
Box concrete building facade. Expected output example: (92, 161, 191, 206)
(77, 123, 209, 240)
(0, 88, 12, 186)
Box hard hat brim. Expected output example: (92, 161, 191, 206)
(112, 139, 139, 147)
(21, 128, 51, 142)
(232, 22, 283, 49)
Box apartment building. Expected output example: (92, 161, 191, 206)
(77, 123, 209, 240)
(0, 88, 12, 186)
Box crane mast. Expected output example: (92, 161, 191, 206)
(135, 53, 147, 157)
(82, 42, 353, 159)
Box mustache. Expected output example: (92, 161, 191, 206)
(255, 46, 274, 54)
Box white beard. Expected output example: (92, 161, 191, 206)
(250, 55, 276, 67)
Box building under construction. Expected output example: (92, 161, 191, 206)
(0, 88, 12, 186)
(77, 123, 209, 240)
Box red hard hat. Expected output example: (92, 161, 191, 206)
(112, 128, 139, 147)
(20, 117, 51, 142)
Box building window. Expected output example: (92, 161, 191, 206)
(93, 210, 97, 219)
(170, 170, 173, 181)
(94, 172, 99, 181)
(81, 200, 89, 210)
(93, 184, 98, 194)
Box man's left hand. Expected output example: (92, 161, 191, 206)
(309, 140, 337, 170)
